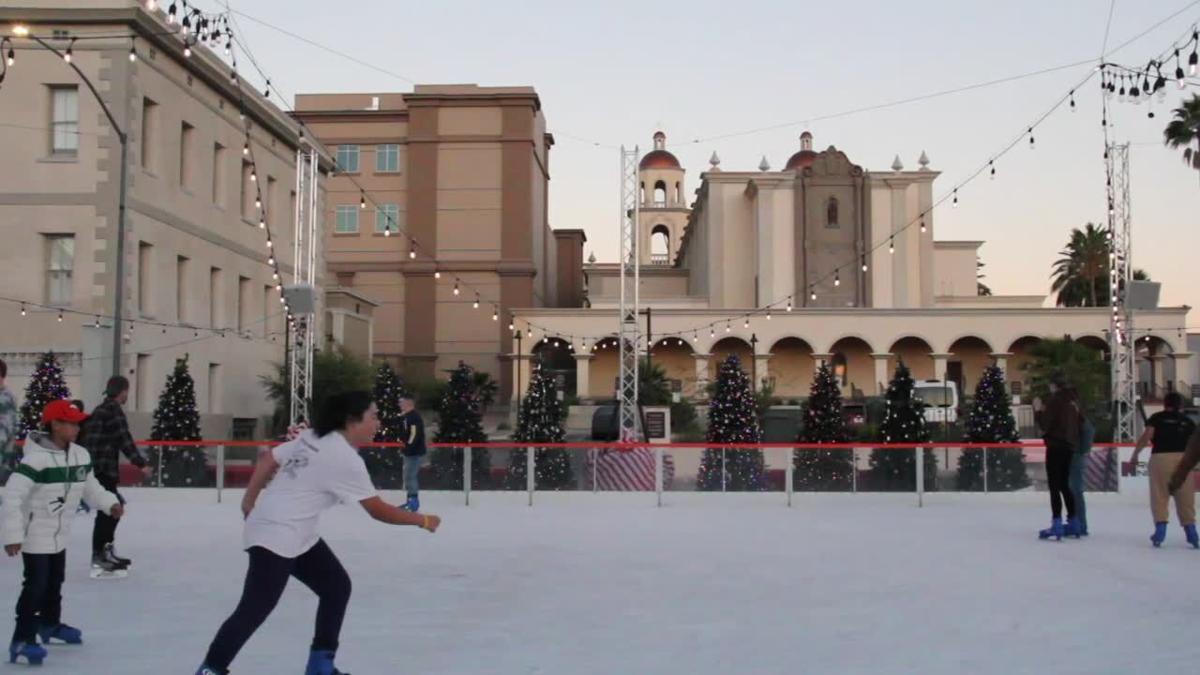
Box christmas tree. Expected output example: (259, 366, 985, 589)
(697, 355, 764, 491)
(795, 361, 854, 491)
(869, 361, 937, 491)
(430, 361, 490, 489)
(149, 355, 207, 486)
(508, 360, 573, 489)
(956, 363, 1029, 491)
(18, 352, 72, 439)
(366, 361, 408, 489)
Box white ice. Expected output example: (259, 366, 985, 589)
(2, 488, 1197, 674)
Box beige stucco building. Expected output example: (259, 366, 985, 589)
(0, 1, 314, 437)
(513, 132, 1190, 404)
(294, 87, 584, 398)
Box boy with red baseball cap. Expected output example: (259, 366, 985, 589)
(0, 400, 123, 665)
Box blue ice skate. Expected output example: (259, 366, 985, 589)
(405, 495, 420, 512)
(38, 622, 81, 644)
(305, 649, 348, 675)
(1184, 523, 1199, 549)
(1151, 522, 1168, 548)
(8, 641, 46, 665)
(1064, 518, 1084, 539)
(1038, 518, 1065, 541)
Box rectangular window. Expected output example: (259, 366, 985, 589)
(375, 204, 400, 233)
(336, 144, 360, 173)
(49, 86, 79, 155)
(208, 363, 221, 414)
(335, 205, 359, 233)
(266, 176, 277, 228)
(176, 255, 190, 323)
(180, 121, 195, 189)
(212, 143, 226, 206)
(237, 275, 251, 332)
(136, 354, 151, 412)
(290, 190, 297, 223)
(263, 285, 273, 338)
(240, 160, 253, 220)
(138, 241, 153, 317)
(44, 235, 74, 306)
(376, 144, 400, 173)
(209, 267, 222, 329)
(141, 98, 158, 171)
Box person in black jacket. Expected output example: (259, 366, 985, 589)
(76, 376, 150, 572)
(399, 397, 426, 512)
(1033, 372, 1080, 540)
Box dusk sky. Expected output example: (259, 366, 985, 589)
(228, 0, 1200, 319)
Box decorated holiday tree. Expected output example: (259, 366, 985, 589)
(149, 355, 207, 486)
(429, 361, 490, 489)
(956, 363, 1029, 491)
(366, 361, 409, 488)
(508, 360, 573, 489)
(18, 352, 72, 439)
(795, 361, 854, 491)
(869, 361, 937, 491)
(697, 355, 764, 491)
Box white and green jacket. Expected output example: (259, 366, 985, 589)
(0, 432, 119, 554)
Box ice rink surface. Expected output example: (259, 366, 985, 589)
(2, 488, 1196, 674)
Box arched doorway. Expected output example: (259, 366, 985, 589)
(1007, 336, 1042, 402)
(947, 336, 993, 396)
(531, 337, 576, 399)
(710, 337, 754, 391)
(888, 336, 935, 381)
(828, 336, 874, 398)
(650, 337, 697, 399)
(769, 337, 815, 399)
(1137, 334, 1175, 401)
(587, 337, 620, 400)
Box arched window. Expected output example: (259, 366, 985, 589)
(675, 182, 683, 205)
(653, 180, 667, 206)
(826, 197, 839, 228)
(640, 182, 646, 204)
(650, 225, 670, 265)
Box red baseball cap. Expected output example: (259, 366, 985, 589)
(42, 400, 88, 425)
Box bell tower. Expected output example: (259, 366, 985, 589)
(637, 132, 689, 266)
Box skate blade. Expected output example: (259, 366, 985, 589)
(89, 568, 129, 579)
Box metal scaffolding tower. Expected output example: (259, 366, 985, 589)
(288, 142, 320, 427)
(1106, 142, 1135, 442)
(618, 146, 643, 442)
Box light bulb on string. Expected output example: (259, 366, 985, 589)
(250, 168, 256, 182)
(64, 39, 74, 63)
(384, 226, 391, 237)
(810, 287, 816, 301)
(360, 192, 366, 209)
(473, 295, 480, 309)
(743, 317, 750, 329)
(861, 256, 868, 273)
(408, 244, 416, 259)
(692, 332, 698, 343)
(710, 327, 716, 338)
(786, 296, 793, 312)
(492, 307, 499, 321)
(453, 282, 460, 296)
(129, 41, 138, 62)
(889, 237, 895, 254)
(725, 321, 731, 333)
(919, 218, 927, 234)
(1176, 50, 1186, 88)
(20, 304, 26, 317)
(94, 316, 100, 328)
(766, 309, 772, 321)
(434, 271, 441, 279)
(989, 160, 995, 179)
(268, 256, 275, 266)
(834, 270, 841, 286)
(1190, 34, 1199, 76)
(1028, 128, 1034, 148)
(952, 189, 958, 207)
(57, 310, 63, 323)
(264, 80, 271, 99)
(1069, 90, 1076, 111)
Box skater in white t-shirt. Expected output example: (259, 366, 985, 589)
(195, 391, 441, 675)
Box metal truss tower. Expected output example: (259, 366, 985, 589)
(618, 146, 643, 442)
(1106, 142, 1135, 442)
(289, 142, 320, 427)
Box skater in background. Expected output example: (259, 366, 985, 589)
(0, 359, 18, 485)
(195, 391, 441, 675)
(77, 376, 149, 575)
(1033, 372, 1081, 540)
(0, 400, 123, 665)
(1131, 392, 1198, 548)
(1067, 386, 1094, 537)
(399, 395, 426, 511)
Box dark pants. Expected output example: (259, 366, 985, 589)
(91, 474, 123, 556)
(12, 552, 66, 644)
(1046, 442, 1077, 520)
(1069, 451, 1088, 531)
(203, 540, 351, 670)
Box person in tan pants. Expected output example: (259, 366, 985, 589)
(1129, 393, 1197, 548)
(1167, 425, 1200, 549)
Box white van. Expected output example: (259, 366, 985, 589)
(914, 380, 959, 424)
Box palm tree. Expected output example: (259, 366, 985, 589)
(976, 260, 992, 296)
(1051, 223, 1109, 307)
(1163, 95, 1200, 181)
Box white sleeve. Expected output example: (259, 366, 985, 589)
(83, 469, 120, 514)
(0, 465, 35, 546)
(330, 454, 376, 504)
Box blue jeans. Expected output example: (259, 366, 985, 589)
(1069, 452, 1087, 531)
(403, 455, 423, 498)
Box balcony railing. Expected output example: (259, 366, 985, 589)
(649, 254, 670, 265)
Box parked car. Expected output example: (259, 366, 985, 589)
(914, 380, 959, 424)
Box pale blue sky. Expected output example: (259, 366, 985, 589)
(226, 0, 1200, 317)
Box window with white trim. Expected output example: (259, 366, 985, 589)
(50, 86, 79, 154)
(336, 145, 360, 173)
(375, 204, 400, 233)
(376, 144, 400, 172)
(335, 205, 359, 233)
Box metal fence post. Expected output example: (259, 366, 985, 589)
(655, 446, 663, 508)
(983, 447, 989, 494)
(527, 445, 536, 507)
(216, 444, 225, 504)
(721, 448, 727, 493)
(592, 448, 598, 494)
(915, 446, 924, 508)
(786, 447, 795, 507)
(852, 447, 858, 494)
(463, 447, 472, 507)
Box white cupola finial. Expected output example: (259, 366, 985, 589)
(709, 151, 721, 171)
(918, 150, 930, 170)
(758, 155, 771, 172)
(891, 154, 904, 172)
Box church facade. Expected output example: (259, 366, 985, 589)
(510, 133, 1190, 405)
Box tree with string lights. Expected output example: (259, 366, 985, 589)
(149, 355, 207, 486)
(17, 352, 71, 439)
(956, 363, 1028, 491)
(365, 361, 408, 488)
(697, 355, 764, 491)
(869, 361, 937, 491)
(429, 361, 490, 489)
(795, 361, 854, 491)
(508, 359, 573, 489)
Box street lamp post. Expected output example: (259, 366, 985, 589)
(24, 32, 129, 378)
(750, 333, 759, 391)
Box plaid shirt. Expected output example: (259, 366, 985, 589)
(0, 386, 16, 478)
(77, 398, 147, 480)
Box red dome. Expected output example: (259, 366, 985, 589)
(640, 149, 681, 170)
(785, 150, 817, 171)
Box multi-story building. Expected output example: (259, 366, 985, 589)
(0, 1, 315, 437)
(294, 86, 585, 400)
